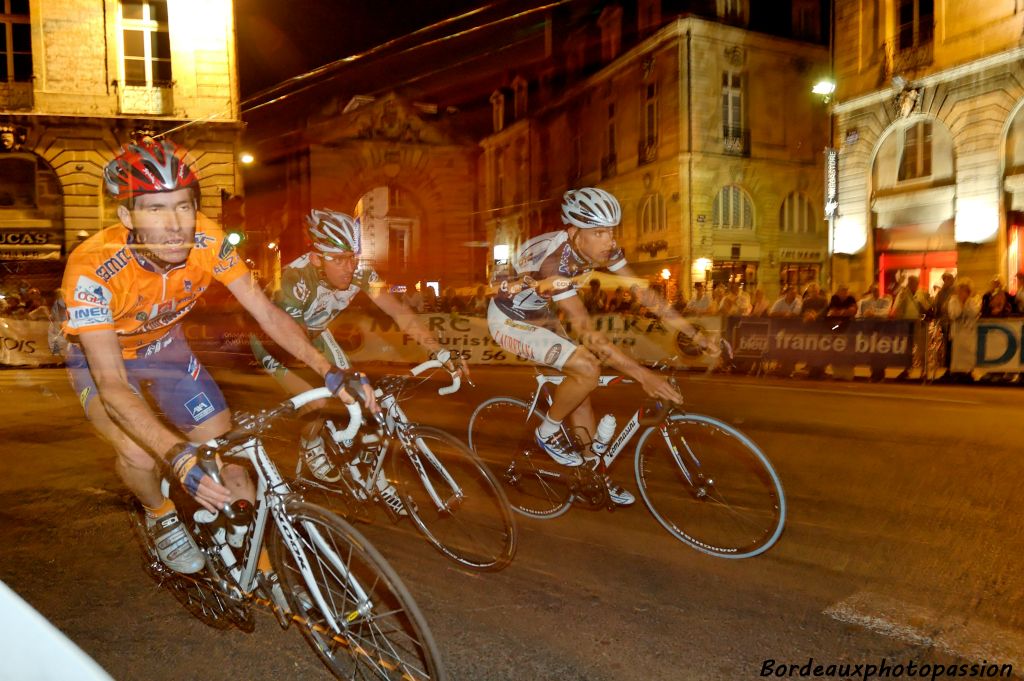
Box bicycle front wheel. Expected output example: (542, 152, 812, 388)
(269, 500, 445, 681)
(634, 414, 785, 558)
(468, 397, 573, 519)
(393, 426, 517, 571)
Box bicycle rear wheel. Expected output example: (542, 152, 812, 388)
(269, 500, 445, 681)
(127, 499, 245, 630)
(468, 397, 573, 519)
(392, 426, 517, 571)
(634, 414, 785, 558)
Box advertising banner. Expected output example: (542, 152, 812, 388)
(729, 318, 914, 367)
(958, 319, 1024, 374)
(0, 318, 63, 366)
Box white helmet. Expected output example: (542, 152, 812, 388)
(561, 187, 621, 229)
(306, 208, 361, 255)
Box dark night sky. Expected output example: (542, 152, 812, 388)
(234, 0, 492, 100)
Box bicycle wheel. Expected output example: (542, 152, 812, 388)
(392, 426, 517, 571)
(269, 500, 445, 681)
(468, 397, 573, 519)
(127, 499, 245, 630)
(634, 414, 785, 558)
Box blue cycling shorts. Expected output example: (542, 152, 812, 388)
(65, 326, 228, 433)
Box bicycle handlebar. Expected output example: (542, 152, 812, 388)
(410, 358, 462, 396)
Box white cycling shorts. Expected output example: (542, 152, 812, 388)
(487, 300, 577, 371)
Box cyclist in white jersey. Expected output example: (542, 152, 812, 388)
(488, 188, 714, 505)
(251, 208, 464, 488)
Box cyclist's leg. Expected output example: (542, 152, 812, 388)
(146, 330, 254, 502)
(549, 347, 600, 437)
(66, 343, 164, 506)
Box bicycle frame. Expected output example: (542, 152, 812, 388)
(203, 387, 371, 635)
(525, 374, 680, 474)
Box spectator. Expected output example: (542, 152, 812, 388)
(1014, 272, 1024, 314)
(402, 282, 424, 313)
(856, 284, 892, 319)
(683, 282, 711, 316)
(981, 276, 1009, 317)
(801, 282, 828, 321)
(670, 289, 687, 314)
(22, 287, 50, 320)
(985, 288, 1013, 317)
(826, 284, 858, 318)
(421, 282, 438, 312)
(466, 285, 489, 316)
(606, 286, 626, 313)
(892, 275, 931, 320)
(581, 278, 607, 314)
(769, 286, 803, 318)
(946, 277, 981, 381)
(748, 288, 769, 317)
(708, 284, 725, 315)
(438, 287, 463, 314)
(931, 272, 956, 320)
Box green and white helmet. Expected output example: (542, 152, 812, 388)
(306, 208, 361, 255)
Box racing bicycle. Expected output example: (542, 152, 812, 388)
(296, 359, 517, 571)
(468, 366, 786, 559)
(127, 386, 445, 680)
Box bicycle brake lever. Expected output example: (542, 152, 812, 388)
(196, 447, 239, 523)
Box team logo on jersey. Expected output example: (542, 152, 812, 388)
(218, 238, 235, 260)
(185, 392, 216, 422)
(187, 355, 201, 380)
(194, 233, 213, 249)
(95, 247, 132, 282)
(72, 276, 111, 306)
(152, 300, 174, 317)
(135, 311, 148, 321)
(78, 387, 91, 409)
(184, 279, 192, 293)
(544, 344, 562, 365)
(293, 279, 310, 302)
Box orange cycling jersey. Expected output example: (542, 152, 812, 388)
(61, 213, 249, 358)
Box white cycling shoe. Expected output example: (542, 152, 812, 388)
(583, 457, 635, 506)
(147, 510, 205, 574)
(301, 436, 341, 483)
(534, 428, 585, 467)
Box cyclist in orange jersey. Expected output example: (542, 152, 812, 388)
(57, 136, 365, 573)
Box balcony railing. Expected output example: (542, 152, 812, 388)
(722, 127, 750, 156)
(638, 137, 657, 166)
(883, 24, 934, 80)
(119, 85, 174, 116)
(601, 153, 617, 179)
(0, 82, 34, 111)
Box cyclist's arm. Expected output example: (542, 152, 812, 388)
(78, 329, 184, 456)
(370, 288, 467, 375)
(228, 274, 351, 396)
(614, 265, 712, 351)
(557, 294, 646, 378)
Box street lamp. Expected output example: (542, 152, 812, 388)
(812, 79, 836, 104)
(240, 152, 255, 165)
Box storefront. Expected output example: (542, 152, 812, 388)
(874, 219, 956, 296)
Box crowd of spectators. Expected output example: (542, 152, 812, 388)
(0, 284, 52, 320)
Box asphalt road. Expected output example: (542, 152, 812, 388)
(1, 365, 1021, 681)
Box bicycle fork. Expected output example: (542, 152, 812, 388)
(657, 422, 711, 499)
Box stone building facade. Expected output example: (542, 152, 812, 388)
(481, 10, 830, 300)
(0, 0, 242, 290)
(831, 0, 1024, 296)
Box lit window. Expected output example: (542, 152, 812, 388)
(1, 0, 32, 83)
(780, 192, 817, 233)
(712, 185, 754, 230)
(898, 120, 932, 181)
(120, 0, 171, 87)
(897, 0, 934, 51)
(721, 71, 743, 138)
(640, 192, 667, 234)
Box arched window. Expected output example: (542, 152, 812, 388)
(640, 192, 666, 234)
(712, 185, 753, 230)
(779, 192, 817, 233)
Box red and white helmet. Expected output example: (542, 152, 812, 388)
(561, 187, 621, 229)
(103, 136, 199, 201)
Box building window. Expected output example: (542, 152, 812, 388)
(780, 192, 817, 234)
(712, 185, 754, 230)
(640, 192, 666, 234)
(512, 76, 528, 120)
(898, 120, 932, 181)
(494, 149, 505, 207)
(120, 0, 171, 87)
(718, 0, 748, 25)
(643, 82, 658, 144)
(606, 103, 616, 160)
(1, 0, 32, 83)
(638, 0, 661, 37)
(897, 0, 933, 51)
(0, 154, 35, 207)
(780, 263, 820, 289)
(722, 71, 743, 139)
(490, 90, 505, 133)
(711, 261, 757, 287)
(792, 0, 821, 42)
(598, 5, 622, 63)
